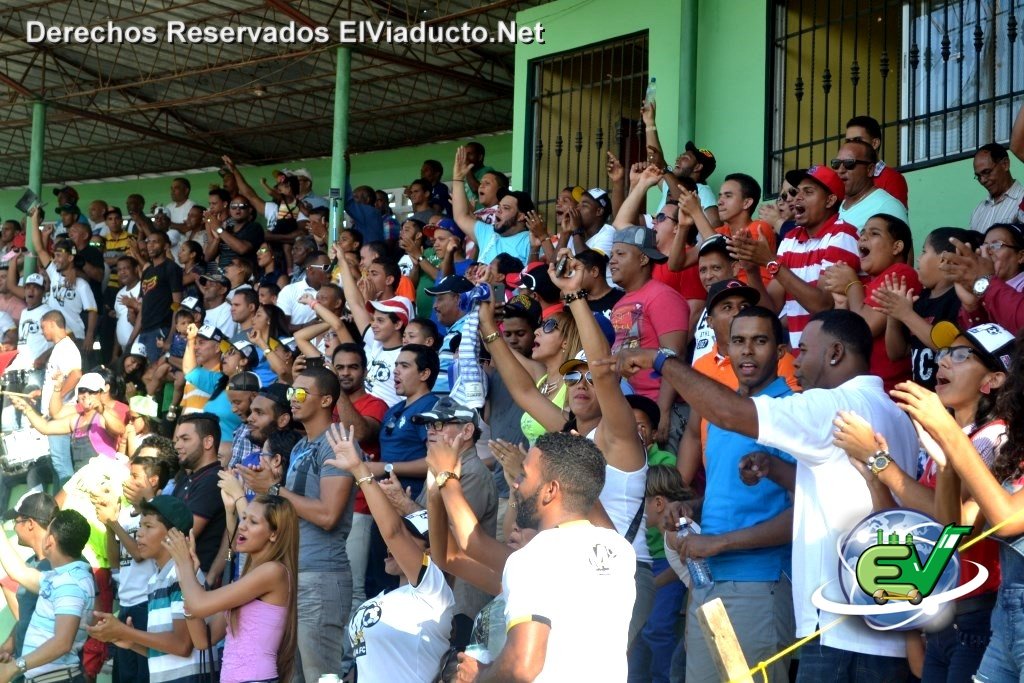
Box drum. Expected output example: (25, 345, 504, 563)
(0, 428, 49, 475)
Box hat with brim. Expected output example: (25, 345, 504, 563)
(366, 296, 414, 325)
(785, 165, 846, 202)
(129, 394, 159, 419)
(75, 372, 106, 393)
(24, 273, 45, 288)
(228, 371, 262, 392)
(931, 321, 1015, 372)
(230, 341, 259, 369)
(558, 349, 589, 376)
(138, 495, 193, 533)
(425, 275, 473, 296)
(197, 324, 231, 353)
(199, 269, 229, 287)
(706, 278, 760, 312)
(2, 488, 56, 523)
(411, 396, 479, 426)
(422, 218, 465, 242)
(126, 340, 147, 358)
(401, 509, 430, 544)
(612, 226, 668, 263)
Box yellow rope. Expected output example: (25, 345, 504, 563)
(731, 504, 1024, 682)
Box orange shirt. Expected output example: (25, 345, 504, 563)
(692, 344, 802, 450)
(396, 275, 416, 301)
(715, 220, 777, 286)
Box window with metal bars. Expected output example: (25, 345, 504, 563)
(767, 0, 1024, 194)
(525, 32, 649, 221)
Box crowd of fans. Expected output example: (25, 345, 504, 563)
(0, 96, 1022, 683)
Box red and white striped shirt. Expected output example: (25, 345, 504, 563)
(777, 214, 860, 349)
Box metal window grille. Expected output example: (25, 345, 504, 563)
(767, 0, 1024, 194)
(525, 32, 649, 220)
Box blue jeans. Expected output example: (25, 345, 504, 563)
(975, 541, 1024, 683)
(48, 434, 73, 485)
(922, 604, 992, 682)
(294, 571, 352, 683)
(628, 558, 684, 683)
(796, 642, 909, 682)
(113, 602, 149, 683)
(138, 327, 169, 363)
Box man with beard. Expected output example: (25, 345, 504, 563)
(231, 383, 292, 471)
(675, 306, 797, 682)
(487, 432, 636, 682)
(170, 413, 226, 578)
(450, 147, 531, 265)
(331, 343, 388, 609)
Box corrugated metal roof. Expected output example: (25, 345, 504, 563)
(0, 0, 541, 186)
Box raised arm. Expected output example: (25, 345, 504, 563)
(222, 155, 267, 216)
(613, 165, 662, 229)
(450, 147, 481, 241)
(333, 245, 371, 333)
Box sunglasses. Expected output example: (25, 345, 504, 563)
(935, 346, 977, 364)
(829, 158, 874, 171)
(286, 387, 321, 403)
(540, 318, 560, 334)
(563, 370, 594, 386)
(653, 213, 677, 224)
(230, 203, 250, 210)
(306, 264, 331, 271)
(256, 246, 270, 254)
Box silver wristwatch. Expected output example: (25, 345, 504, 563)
(972, 276, 991, 297)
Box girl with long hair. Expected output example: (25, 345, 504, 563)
(165, 494, 298, 683)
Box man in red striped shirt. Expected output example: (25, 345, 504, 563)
(729, 165, 861, 350)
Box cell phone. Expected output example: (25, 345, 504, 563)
(492, 283, 506, 303)
(555, 255, 569, 277)
(305, 355, 326, 367)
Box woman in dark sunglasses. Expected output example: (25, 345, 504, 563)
(479, 253, 654, 645)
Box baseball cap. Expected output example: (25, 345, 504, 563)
(129, 394, 159, 419)
(199, 268, 229, 287)
(412, 396, 479, 426)
(3, 489, 57, 523)
(402, 509, 430, 544)
(197, 324, 229, 352)
(179, 296, 202, 313)
(685, 142, 717, 178)
(76, 373, 106, 393)
(292, 168, 312, 181)
(258, 383, 292, 411)
(558, 349, 589, 376)
(138, 495, 193, 533)
(422, 217, 465, 241)
(931, 321, 1016, 372)
(228, 371, 262, 392)
(501, 293, 542, 328)
(229, 340, 260, 368)
(425, 275, 474, 296)
(366, 296, 414, 325)
(785, 165, 846, 202)
(127, 340, 147, 358)
(584, 188, 612, 214)
(24, 273, 45, 288)
(706, 278, 759, 311)
(52, 186, 78, 200)
(612, 226, 668, 263)
(12, 233, 26, 249)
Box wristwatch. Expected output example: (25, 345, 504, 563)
(15, 657, 26, 673)
(972, 276, 991, 297)
(652, 347, 678, 378)
(867, 451, 891, 475)
(216, 227, 225, 235)
(436, 471, 461, 489)
(766, 260, 781, 278)
(268, 483, 281, 496)
(383, 463, 394, 477)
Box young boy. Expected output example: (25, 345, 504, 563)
(94, 448, 171, 683)
(87, 496, 202, 683)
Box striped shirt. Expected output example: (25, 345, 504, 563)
(777, 215, 860, 349)
(969, 180, 1024, 232)
(22, 560, 94, 679)
(147, 561, 203, 683)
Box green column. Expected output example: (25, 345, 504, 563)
(25, 99, 46, 275)
(679, 0, 697, 143)
(329, 46, 351, 246)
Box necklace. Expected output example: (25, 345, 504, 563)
(541, 377, 562, 396)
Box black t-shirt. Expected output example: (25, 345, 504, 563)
(910, 287, 962, 390)
(140, 259, 183, 331)
(75, 246, 106, 313)
(217, 221, 265, 269)
(172, 461, 227, 574)
(588, 288, 625, 316)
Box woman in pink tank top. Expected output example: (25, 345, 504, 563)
(165, 494, 299, 683)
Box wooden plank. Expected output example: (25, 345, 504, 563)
(696, 597, 754, 683)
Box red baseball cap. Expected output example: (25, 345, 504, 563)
(786, 165, 846, 202)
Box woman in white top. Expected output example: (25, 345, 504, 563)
(478, 252, 653, 644)
(324, 424, 455, 683)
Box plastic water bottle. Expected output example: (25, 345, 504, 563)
(676, 517, 714, 588)
(645, 77, 657, 105)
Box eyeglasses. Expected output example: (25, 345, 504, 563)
(425, 420, 459, 431)
(653, 213, 677, 224)
(540, 318, 559, 334)
(983, 240, 1020, 252)
(936, 346, 977, 364)
(286, 387, 322, 403)
(829, 158, 873, 171)
(14, 517, 30, 526)
(89, 241, 103, 248)
(230, 203, 250, 210)
(563, 370, 594, 386)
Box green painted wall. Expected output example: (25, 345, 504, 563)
(0, 133, 512, 223)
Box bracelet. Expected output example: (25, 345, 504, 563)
(562, 289, 589, 304)
(355, 475, 375, 488)
(483, 331, 500, 345)
(232, 496, 245, 511)
(648, 125, 657, 131)
(452, 178, 465, 182)
(844, 280, 863, 296)
(183, 609, 195, 619)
